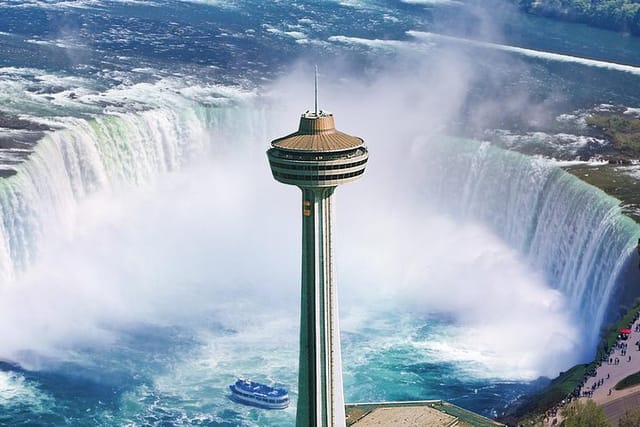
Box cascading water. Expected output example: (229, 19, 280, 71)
(417, 138, 640, 355)
(1, 100, 638, 357)
(0, 95, 638, 424)
(0, 99, 264, 284)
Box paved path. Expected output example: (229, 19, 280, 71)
(579, 324, 640, 404)
(601, 390, 640, 426)
(543, 314, 640, 426)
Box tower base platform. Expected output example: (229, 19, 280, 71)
(345, 400, 505, 427)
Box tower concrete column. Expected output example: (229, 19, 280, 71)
(297, 187, 345, 427)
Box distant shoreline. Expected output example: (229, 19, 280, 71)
(512, 0, 640, 37)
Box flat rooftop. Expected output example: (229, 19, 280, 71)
(345, 401, 506, 427)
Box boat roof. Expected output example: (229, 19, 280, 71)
(233, 379, 288, 397)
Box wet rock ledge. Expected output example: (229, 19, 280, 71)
(564, 109, 640, 223)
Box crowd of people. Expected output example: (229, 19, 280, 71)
(539, 308, 640, 426)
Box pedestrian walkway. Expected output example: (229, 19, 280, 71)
(579, 320, 640, 404)
(542, 312, 640, 426)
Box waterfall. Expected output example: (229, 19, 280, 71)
(0, 100, 264, 284)
(0, 99, 637, 360)
(417, 138, 640, 352)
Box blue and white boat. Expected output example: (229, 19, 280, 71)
(229, 378, 290, 409)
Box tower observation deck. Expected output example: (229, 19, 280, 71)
(267, 106, 368, 427)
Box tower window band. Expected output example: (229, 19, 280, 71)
(269, 159, 367, 171)
(272, 169, 365, 182)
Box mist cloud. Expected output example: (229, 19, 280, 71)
(0, 26, 584, 382)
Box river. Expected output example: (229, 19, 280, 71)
(0, 1, 639, 424)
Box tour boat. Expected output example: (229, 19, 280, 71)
(229, 378, 290, 409)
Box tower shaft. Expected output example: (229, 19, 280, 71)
(297, 187, 345, 427)
(267, 106, 367, 427)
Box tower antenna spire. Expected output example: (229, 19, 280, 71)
(314, 65, 318, 116)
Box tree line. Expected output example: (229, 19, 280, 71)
(514, 0, 640, 35)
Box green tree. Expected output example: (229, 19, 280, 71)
(619, 408, 640, 427)
(562, 400, 611, 427)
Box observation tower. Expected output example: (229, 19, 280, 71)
(266, 78, 368, 426)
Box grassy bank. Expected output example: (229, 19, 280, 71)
(505, 364, 588, 419)
(615, 372, 640, 391)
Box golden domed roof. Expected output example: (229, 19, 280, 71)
(270, 112, 363, 152)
